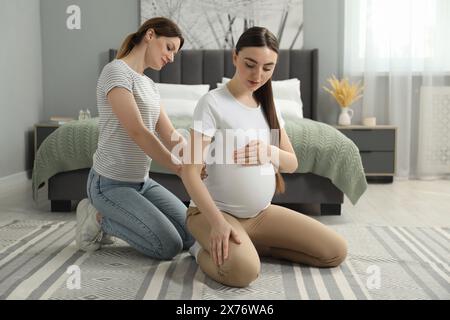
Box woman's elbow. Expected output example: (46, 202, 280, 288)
(284, 158, 298, 173)
(292, 158, 299, 172)
(286, 165, 298, 174)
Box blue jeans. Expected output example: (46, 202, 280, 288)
(87, 168, 194, 260)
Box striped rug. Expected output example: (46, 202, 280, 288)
(0, 220, 448, 300)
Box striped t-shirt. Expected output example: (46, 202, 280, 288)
(93, 59, 160, 182)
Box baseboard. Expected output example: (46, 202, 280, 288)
(0, 171, 31, 186)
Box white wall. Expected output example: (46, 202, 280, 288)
(0, 0, 345, 179)
(40, 0, 345, 122)
(304, 0, 345, 124)
(0, 0, 44, 178)
(41, 0, 139, 120)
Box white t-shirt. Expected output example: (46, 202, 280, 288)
(93, 59, 160, 182)
(190, 85, 285, 218)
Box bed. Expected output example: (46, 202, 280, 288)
(35, 49, 367, 215)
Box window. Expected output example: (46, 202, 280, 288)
(344, 0, 450, 73)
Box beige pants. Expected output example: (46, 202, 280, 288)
(186, 205, 347, 288)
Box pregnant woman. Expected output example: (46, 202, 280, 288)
(180, 27, 348, 287)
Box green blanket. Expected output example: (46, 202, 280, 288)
(288, 118, 367, 204)
(32, 117, 367, 204)
(32, 119, 99, 201)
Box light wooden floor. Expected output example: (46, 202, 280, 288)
(0, 178, 449, 227)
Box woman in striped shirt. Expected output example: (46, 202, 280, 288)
(75, 17, 195, 260)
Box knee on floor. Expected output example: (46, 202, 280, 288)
(155, 235, 183, 260)
(319, 238, 348, 267)
(216, 251, 261, 288)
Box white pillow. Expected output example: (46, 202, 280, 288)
(274, 99, 303, 119)
(219, 78, 303, 118)
(272, 79, 302, 107)
(221, 77, 302, 107)
(222, 77, 299, 85)
(160, 98, 197, 118)
(156, 83, 210, 100)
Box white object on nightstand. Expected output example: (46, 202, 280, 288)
(363, 117, 377, 126)
(338, 107, 354, 126)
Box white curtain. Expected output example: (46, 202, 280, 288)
(344, 0, 450, 179)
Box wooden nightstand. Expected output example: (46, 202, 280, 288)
(334, 125, 397, 183)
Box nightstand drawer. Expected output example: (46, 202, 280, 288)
(360, 151, 395, 174)
(340, 129, 395, 151)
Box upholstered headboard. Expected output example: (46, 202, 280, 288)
(109, 49, 318, 120)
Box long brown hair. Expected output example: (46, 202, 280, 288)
(235, 27, 285, 194)
(116, 17, 184, 59)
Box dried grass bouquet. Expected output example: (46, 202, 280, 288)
(323, 75, 364, 108)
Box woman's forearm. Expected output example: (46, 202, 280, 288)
(132, 129, 181, 173)
(270, 145, 298, 173)
(181, 166, 224, 226)
(162, 129, 186, 158)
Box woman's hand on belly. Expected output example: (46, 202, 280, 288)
(209, 216, 242, 266)
(234, 140, 271, 166)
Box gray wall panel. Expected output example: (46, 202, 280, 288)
(0, 0, 43, 178)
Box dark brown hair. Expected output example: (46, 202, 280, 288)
(235, 27, 285, 194)
(116, 17, 184, 59)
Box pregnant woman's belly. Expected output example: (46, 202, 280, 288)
(203, 163, 276, 218)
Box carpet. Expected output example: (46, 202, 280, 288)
(0, 220, 448, 300)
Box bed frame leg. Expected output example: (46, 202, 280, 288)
(51, 200, 72, 212)
(320, 204, 341, 216)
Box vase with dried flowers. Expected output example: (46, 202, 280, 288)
(323, 75, 364, 126)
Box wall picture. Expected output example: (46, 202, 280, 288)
(141, 0, 304, 49)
